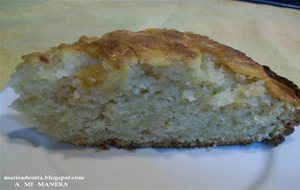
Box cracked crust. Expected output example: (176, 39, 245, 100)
(19, 28, 300, 148)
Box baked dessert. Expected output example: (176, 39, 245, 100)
(10, 29, 300, 148)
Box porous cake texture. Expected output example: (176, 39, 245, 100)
(10, 29, 300, 148)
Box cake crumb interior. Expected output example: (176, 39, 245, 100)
(10, 52, 295, 146)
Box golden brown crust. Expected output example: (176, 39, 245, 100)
(262, 65, 300, 100)
(21, 28, 300, 107)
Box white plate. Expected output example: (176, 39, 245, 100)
(1, 87, 299, 190)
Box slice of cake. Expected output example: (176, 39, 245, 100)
(10, 29, 300, 148)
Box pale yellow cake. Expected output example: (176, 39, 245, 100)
(10, 29, 300, 148)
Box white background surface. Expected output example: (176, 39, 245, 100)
(1, 87, 300, 190)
